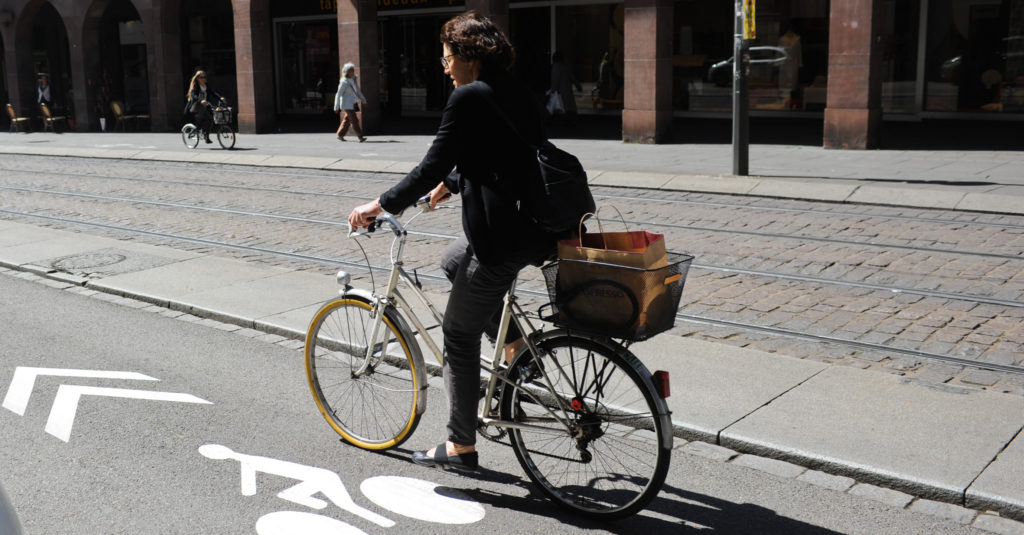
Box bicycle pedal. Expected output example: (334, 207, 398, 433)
(477, 422, 507, 442)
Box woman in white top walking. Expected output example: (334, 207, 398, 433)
(334, 62, 368, 142)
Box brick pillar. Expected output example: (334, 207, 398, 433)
(232, 0, 274, 133)
(64, 19, 89, 132)
(465, 0, 509, 35)
(823, 0, 884, 149)
(622, 0, 672, 144)
(152, 3, 185, 132)
(339, 0, 379, 134)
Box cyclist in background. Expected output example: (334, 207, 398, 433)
(184, 70, 225, 144)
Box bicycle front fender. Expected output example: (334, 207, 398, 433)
(339, 288, 430, 417)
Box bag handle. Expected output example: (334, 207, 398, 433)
(578, 205, 629, 250)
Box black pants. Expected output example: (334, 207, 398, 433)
(439, 236, 551, 446)
(194, 107, 214, 136)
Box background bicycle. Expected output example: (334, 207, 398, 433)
(181, 100, 236, 150)
(304, 202, 692, 518)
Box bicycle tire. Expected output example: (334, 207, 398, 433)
(305, 295, 423, 450)
(216, 125, 236, 149)
(500, 332, 671, 518)
(181, 124, 199, 149)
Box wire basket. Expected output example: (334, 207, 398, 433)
(213, 106, 233, 125)
(541, 252, 693, 341)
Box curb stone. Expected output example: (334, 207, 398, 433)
(973, 514, 1024, 535)
(908, 499, 978, 524)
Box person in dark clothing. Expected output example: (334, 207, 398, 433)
(184, 70, 225, 143)
(347, 12, 557, 472)
(37, 75, 53, 107)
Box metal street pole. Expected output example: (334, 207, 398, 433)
(732, 0, 751, 176)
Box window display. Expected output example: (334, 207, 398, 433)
(926, 0, 1024, 113)
(674, 0, 828, 113)
(274, 21, 338, 115)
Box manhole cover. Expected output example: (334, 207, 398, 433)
(51, 252, 127, 271)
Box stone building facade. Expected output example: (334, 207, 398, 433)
(1, 0, 1021, 148)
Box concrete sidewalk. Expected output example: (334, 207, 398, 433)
(1, 218, 1023, 528)
(2, 131, 1024, 215)
(2, 132, 1024, 529)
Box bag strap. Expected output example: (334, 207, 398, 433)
(470, 84, 539, 151)
(578, 205, 630, 249)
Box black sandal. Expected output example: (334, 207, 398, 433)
(412, 443, 479, 472)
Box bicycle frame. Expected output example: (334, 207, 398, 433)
(346, 210, 581, 437)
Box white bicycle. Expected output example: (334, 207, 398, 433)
(304, 199, 692, 518)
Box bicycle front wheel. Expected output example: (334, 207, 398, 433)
(305, 296, 423, 450)
(181, 124, 199, 148)
(216, 125, 236, 149)
(500, 333, 672, 519)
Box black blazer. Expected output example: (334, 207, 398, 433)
(379, 68, 553, 265)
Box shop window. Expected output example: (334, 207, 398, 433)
(181, 0, 236, 103)
(925, 0, 1024, 113)
(274, 20, 338, 115)
(30, 2, 72, 115)
(674, 0, 828, 113)
(509, 7, 552, 97)
(378, 14, 453, 116)
(881, 0, 920, 113)
(552, 3, 625, 113)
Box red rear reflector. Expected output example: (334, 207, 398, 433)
(653, 370, 670, 398)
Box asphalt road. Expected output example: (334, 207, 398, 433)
(0, 269, 986, 534)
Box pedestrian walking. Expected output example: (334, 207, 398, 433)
(347, 11, 557, 472)
(334, 63, 367, 142)
(549, 51, 581, 119)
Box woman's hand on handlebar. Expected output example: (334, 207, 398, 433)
(348, 198, 382, 230)
(427, 182, 452, 210)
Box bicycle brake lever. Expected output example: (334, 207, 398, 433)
(346, 217, 377, 237)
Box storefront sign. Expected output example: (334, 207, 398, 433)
(271, 0, 336, 18)
(377, 0, 464, 11)
(743, 0, 755, 40)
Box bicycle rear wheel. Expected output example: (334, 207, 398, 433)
(181, 124, 199, 148)
(500, 333, 672, 518)
(305, 295, 422, 450)
(216, 125, 236, 149)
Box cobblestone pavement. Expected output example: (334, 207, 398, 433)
(1, 154, 1022, 396)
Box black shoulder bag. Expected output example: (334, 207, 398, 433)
(478, 88, 596, 234)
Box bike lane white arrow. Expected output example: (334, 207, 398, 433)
(3, 367, 158, 416)
(45, 385, 211, 442)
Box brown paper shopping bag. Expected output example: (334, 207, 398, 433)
(554, 208, 671, 337)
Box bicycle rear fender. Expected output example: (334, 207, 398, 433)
(342, 288, 430, 417)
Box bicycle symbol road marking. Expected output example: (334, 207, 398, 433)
(198, 444, 395, 528)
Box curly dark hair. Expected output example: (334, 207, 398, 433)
(440, 11, 515, 70)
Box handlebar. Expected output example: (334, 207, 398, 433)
(346, 193, 451, 238)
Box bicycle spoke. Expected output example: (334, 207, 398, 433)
(306, 298, 421, 450)
(502, 333, 671, 518)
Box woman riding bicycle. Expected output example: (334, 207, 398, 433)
(347, 12, 559, 472)
(184, 70, 225, 144)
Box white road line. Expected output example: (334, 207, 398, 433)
(2, 367, 157, 416)
(45, 385, 211, 442)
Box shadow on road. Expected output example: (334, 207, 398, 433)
(439, 478, 843, 534)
